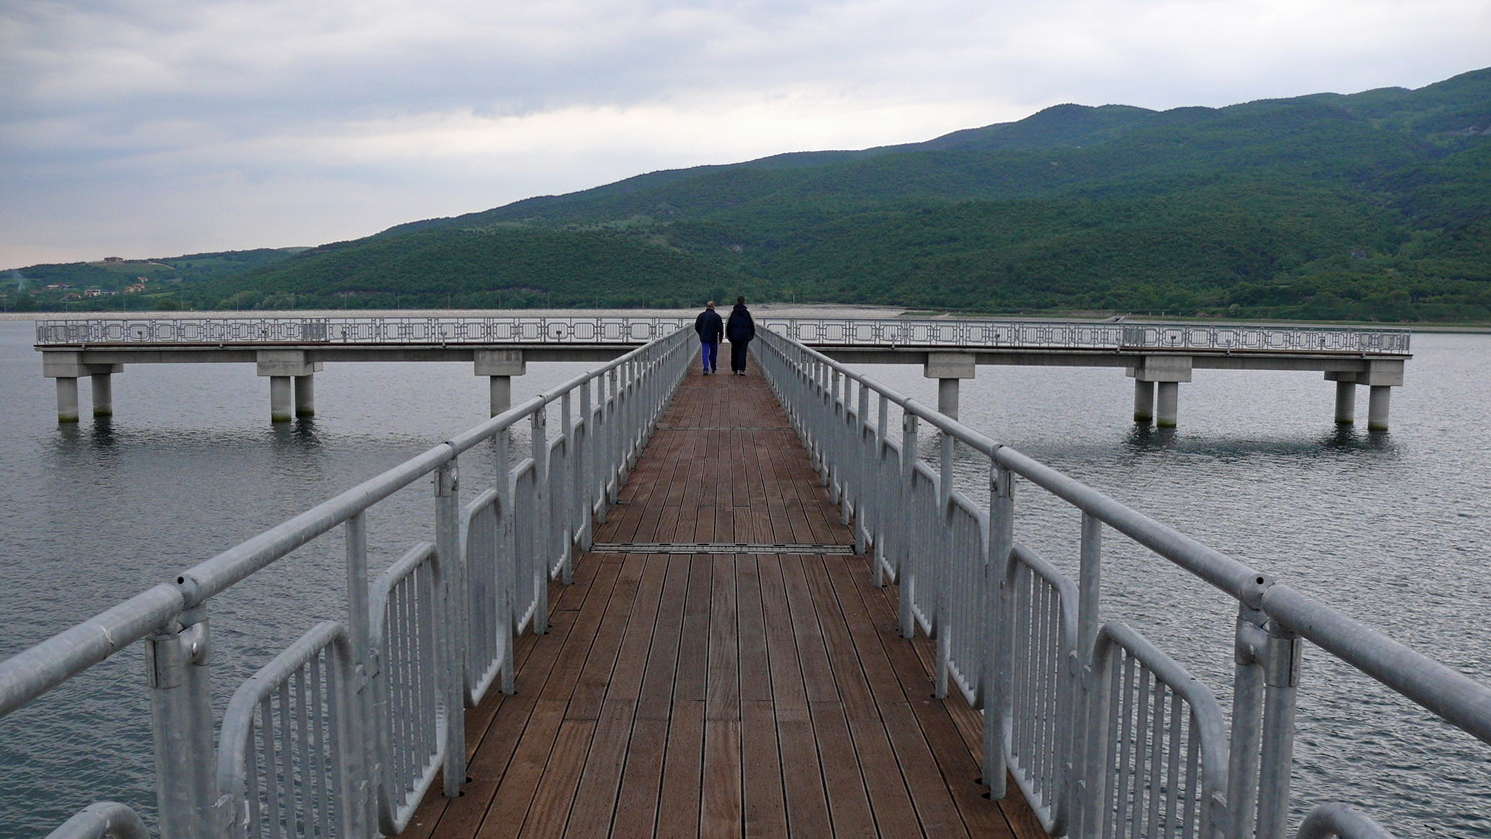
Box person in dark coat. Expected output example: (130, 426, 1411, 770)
(725, 296, 756, 375)
(694, 300, 723, 375)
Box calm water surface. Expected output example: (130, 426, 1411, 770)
(1, 317, 1488, 837)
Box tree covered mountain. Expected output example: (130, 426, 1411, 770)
(16, 67, 1491, 321)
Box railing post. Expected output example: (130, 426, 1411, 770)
(1227, 605, 1269, 839)
(530, 408, 551, 634)
(1256, 621, 1303, 839)
(605, 368, 620, 507)
(854, 380, 871, 553)
(829, 368, 843, 506)
(1071, 513, 1102, 835)
(560, 390, 575, 584)
(982, 460, 1014, 801)
(146, 606, 214, 839)
(577, 381, 594, 548)
(434, 459, 466, 799)
(898, 411, 920, 639)
(934, 427, 955, 698)
(344, 512, 375, 835)
(874, 393, 890, 584)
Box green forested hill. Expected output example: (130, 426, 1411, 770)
(18, 67, 1491, 321)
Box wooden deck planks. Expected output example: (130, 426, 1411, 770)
(403, 369, 1045, 839)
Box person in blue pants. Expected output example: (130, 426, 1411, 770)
(694, 300, 723, 375)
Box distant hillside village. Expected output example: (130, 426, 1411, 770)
(3, 259, 184, 312)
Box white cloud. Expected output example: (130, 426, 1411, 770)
(1, 0, 1487, 267)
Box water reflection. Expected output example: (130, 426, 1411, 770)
(1123, 424, 1178, 451)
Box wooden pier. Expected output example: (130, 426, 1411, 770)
(394, 369, 1046, 839)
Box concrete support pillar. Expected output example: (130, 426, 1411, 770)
(937, 378, 960, 421)
(1334, 380, 1357, 425)
(1329, 361, 1400, 432)
(1156, 381, 1180, 428)
(1368, 386, 1392, 431)
(1129, 355, 1191, 429)
(923, 352, 975, 422)
(256, 350, 322, 424)
(489, 376, 513, 416)
(91, 373, 114, 418)
(293, 375, 315, 418)
(43, 352, 123, 423)
(269, 376, 294, 423)
(1133, 380, 1156, 424)
(475, 349, 526, 417)
(56, 377, 80, 423)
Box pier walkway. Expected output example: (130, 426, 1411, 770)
(394, 370, 1044, 839)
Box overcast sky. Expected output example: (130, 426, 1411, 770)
(2, 0, 1486, 270)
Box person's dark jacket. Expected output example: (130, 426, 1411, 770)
(695, 308, 723, 344)
(726, 304, 755, 343)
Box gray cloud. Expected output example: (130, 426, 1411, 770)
(2, 0, 1487, 267)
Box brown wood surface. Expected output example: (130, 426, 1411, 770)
(400, 368, 1047, 839)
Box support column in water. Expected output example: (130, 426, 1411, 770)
(1327, 360, 1402, 431)
(294, 374, 315, 418)
(1156, 381, 1180, 428)
(269, 376, 293, 423)
(1128, 355, 1191, 428)
(256, 350, 323, 423)
(91, 372, 114, 418)
(475, 349, 527, 416)
(924, 352, 976, 421)
(55, 377, 80, 423)
(42, 351, 123, 423)
(1368, 385, 1392, 431)
(1133, 380, 1156, 424)
(1333, 380, 1357, 425)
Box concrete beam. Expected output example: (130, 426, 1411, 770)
(474, 349, 526, 377)
(476, 350, 526, 417)
(255, 350, 322, 377)
(923, 352, 976, 380)
(42, 351, 123, 379)
(1130, 355, 1193, 383)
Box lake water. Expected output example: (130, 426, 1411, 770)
(1, 315, 1488, 837)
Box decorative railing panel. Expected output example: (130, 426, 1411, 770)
(36, 315, 1410, 356)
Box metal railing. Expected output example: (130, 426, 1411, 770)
(44, 803, 151, 839)
(1, 325, 693, 838)
(33, 316, 691, 346)
(34, 315, 1411, 356)
(757, 317, 1411, 355)
(756, 327, 1482, 838)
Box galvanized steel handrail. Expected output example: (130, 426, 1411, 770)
(44, 803, 152, 839)
(1295, 804, 1399, 839)
(754, 326, 1488, 838)
(2, 325, 692, 838)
